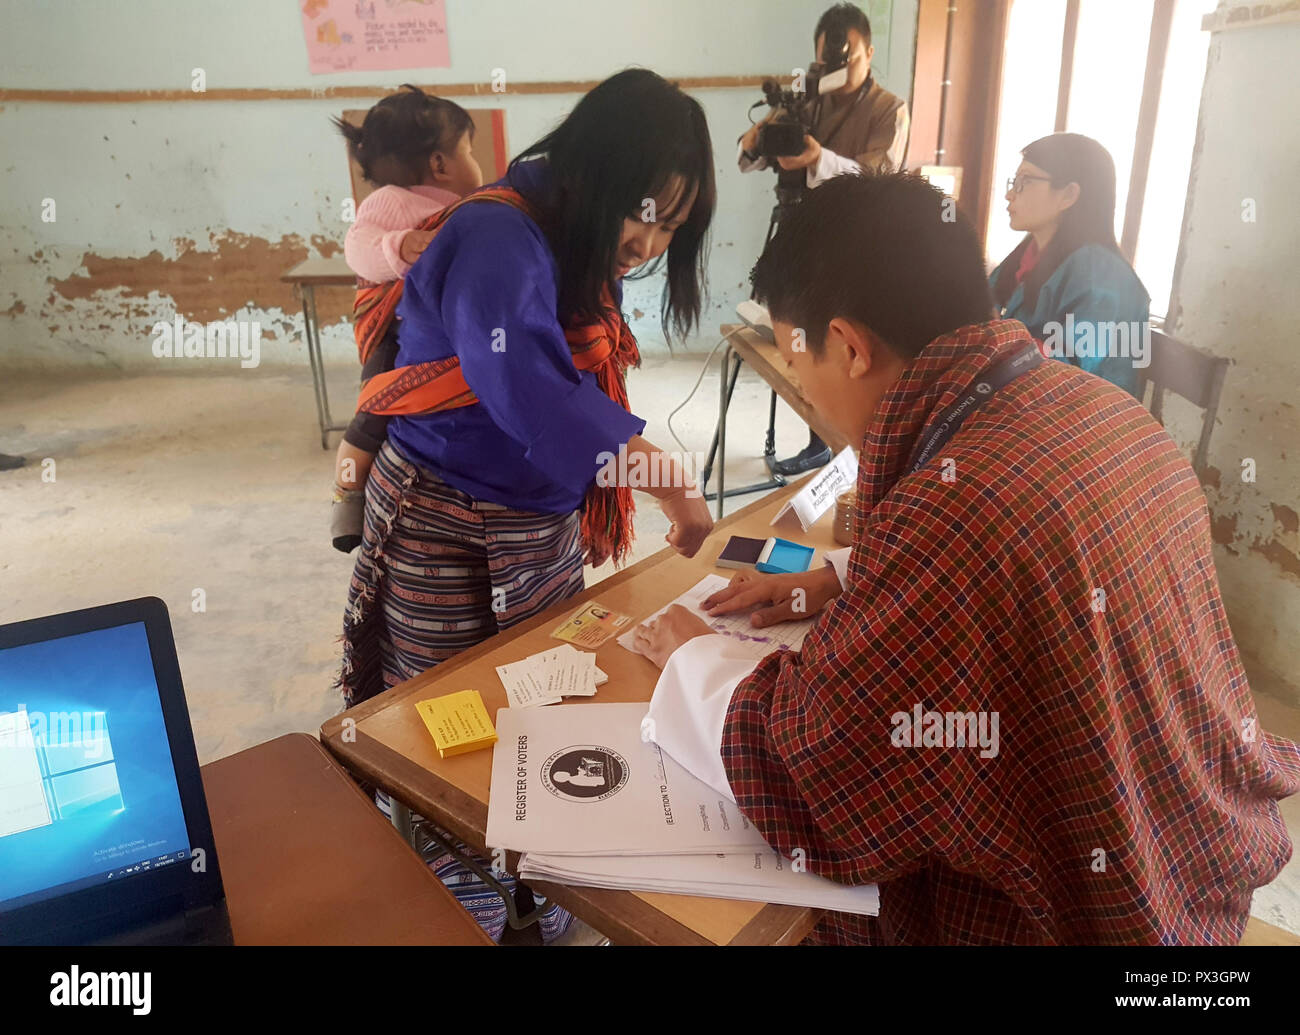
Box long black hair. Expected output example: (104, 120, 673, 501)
(508, 68, 715, 342)
(333, 85, 474, 188)
(994, 132, 1126, 310)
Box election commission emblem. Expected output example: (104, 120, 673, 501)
(540, 745, 629, 802)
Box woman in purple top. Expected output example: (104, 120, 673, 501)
(338, 69, 717, 943)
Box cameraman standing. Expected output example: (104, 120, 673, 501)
(739, 3, 909, 474)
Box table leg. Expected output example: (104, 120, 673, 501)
(307, 286, 338, 433)
(300, 286, 330, 450)
(700, 350, 743, 492)
(390, 799, 414, 845)
(409, 822, 547, 931)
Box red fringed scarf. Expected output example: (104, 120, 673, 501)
(350, 186, 641, 564)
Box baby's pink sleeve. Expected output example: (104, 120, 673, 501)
(344, 187, 418, 282)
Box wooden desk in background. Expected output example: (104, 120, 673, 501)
(711, 324, 850, 520)
(281, 256, 356, 449)
(320, 476, 840, 946)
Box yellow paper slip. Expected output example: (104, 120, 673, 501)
(415, 690, 498, 759)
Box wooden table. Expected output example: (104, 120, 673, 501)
(709, 323, 851, 519)
(320, 477, 841, 945)
(202, 732, 492, 945)
(281, 256, 356, 449)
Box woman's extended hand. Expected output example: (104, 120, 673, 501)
(659, 486, 714, 559)
(611, 435, 714, 558)
(701, 565, 842, 627)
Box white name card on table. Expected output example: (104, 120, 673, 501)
(770, 447, 858, 532)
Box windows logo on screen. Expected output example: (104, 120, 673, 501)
(0, 709, 124, 840)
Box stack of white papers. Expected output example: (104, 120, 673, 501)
(495, 645, 607, 709)
(520, 849, 879, 915)
(487, 703, 878, 917)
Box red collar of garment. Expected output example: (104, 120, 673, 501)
(855, 319, 1038, 517)
(1014, 238, 1041, 285)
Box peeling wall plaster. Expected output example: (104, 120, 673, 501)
(1166, 8, 1300, 698)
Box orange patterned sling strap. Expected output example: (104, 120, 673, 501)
(349, 185, 642, 564)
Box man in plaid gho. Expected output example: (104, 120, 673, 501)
(632, 173, 1300, 945)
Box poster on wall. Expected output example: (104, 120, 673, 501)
(299, 0, 450, 74)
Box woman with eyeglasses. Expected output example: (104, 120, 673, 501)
(989, 133, 1150, 396)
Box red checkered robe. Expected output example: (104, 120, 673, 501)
(722, 319, 1300, 945)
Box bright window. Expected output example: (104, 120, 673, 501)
(1134, 0, 1216, 316)
(985, 0, 1067, 269)
(985, 0, 1216, 319)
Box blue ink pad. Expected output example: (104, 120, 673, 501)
(755, 537, 815, 575)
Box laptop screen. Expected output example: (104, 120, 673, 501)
(0, 621, 193, 913)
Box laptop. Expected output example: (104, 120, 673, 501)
(0, 597, 232, 945)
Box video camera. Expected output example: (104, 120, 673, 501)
(753, 25, 852, 159)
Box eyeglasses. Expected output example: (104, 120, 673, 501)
(1006, 174, 1053, 195)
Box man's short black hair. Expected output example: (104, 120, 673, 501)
(816, 3, 872, 49)
(751, 173, 994, 360)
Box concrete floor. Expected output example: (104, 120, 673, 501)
(0, 350, 809, 763)
(2, 353, 1298, 938)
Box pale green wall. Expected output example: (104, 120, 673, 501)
(0, 0, 917, 369)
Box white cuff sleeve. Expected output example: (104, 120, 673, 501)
(737, 139, 768, 173)
(807, 145, 861, 189)
(645, 634, 755, 803)
(824, 547, 852, 589)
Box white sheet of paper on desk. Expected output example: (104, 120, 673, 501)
(617, 574, 817, 661)
(486, 702, 770, 855)
(519, 847, 879, 916)
(770, 446, 858, 531)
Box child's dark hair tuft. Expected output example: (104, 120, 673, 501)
(332, 85, 474, 188)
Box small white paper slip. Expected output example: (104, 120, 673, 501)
(541, 648, 582, 698)
(554, 645, 599, 697)
(529, 646, 584, 698)
(495, 658, 561, 709)
(566, 647, 599, 697)
(770, 446, 858, 532)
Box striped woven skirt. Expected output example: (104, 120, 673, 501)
(338, 438, 585, 941)
(339, 439, 585, 708)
